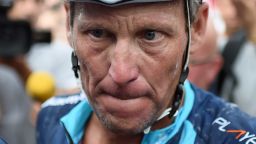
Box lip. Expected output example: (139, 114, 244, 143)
(95, 78, 153, 118)
(97, 93, 150, 118)
(101, 89, 147, 100)
(98, 83, 151, 100)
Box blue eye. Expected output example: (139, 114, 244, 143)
(144, 30, 156, 40)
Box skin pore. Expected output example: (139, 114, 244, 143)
(65, 1, 208, 144)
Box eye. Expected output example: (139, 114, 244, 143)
(137, 29, 168, 53)
(88, 29, 107, 39)
(142, 30, 164, 42)
(144, 30, 156, 40)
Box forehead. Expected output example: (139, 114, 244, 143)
(73, 1, 183, 19)
(72, 0, 172, 6)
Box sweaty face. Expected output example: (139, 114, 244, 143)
(70, 2, 187, 134)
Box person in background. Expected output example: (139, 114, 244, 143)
(25, 0, 80, 128)
(36, 0, 256, 144)
(214, 0, 256, 116)
(27, 0, 78, 94)
(0, 64, 34, 144)
(188, 18, 223, 92)
(0, 0, 43, 143)
(214, 0, 242, 40)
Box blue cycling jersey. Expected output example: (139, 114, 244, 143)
(36, 81, 256, 144)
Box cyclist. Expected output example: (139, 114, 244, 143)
(37, 0, 256, 144)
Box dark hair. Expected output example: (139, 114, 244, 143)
(68, 0, 203, 28)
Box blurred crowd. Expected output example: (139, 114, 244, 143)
(0, 0, 256, 143)
(189, 0, 256, 115)
(0, 0, 78, 143)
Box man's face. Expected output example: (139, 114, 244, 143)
(69, 1, 187, 134)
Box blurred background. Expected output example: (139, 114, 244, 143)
(0, 0, 256, 143)
(0, 0, 78, 143)
(189, 0, 256, 115)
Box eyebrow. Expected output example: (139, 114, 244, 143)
(76, 16, 178, 38)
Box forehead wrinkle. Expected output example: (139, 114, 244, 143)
(131, 12, 179, 29)
(74, 3, 136, 34)
(74, 1, 181, 19)
(74, 1, 184, 36)
(128, 3, 183, 36)
(75, 4, 120, 30)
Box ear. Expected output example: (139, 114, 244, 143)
(64, 3, 73, 49)
(190, 3, 209, 54)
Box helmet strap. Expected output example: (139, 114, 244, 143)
(71, 52, 80, 79)
(168, 0, 191, 120)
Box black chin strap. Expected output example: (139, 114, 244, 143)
(168, 0, 191, 119)
(71, 52, 80, 79)
(168, 68, 189, 119)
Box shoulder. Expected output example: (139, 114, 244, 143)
(189, 84, 256, 144)
(38, 92, 86, 122)
(36, 92, 86, 144)
(37, 92, 87, 125)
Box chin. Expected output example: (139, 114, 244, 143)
(94, 104, 159, 135)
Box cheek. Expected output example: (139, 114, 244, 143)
(157, 42, 185, 105)
(75, 40, 110, 97)
(142, 45, 183, 108)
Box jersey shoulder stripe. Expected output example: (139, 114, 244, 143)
(41, 92, 86, 108)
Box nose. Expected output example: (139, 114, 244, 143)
(109, 39, 139, 86)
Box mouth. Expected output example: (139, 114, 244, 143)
(96, 87, 152, 118)
(92, 77, 155, 118)
(101, 88, 149, 100)
(96, 80, 153, 100)
(97, 94, 150, 118)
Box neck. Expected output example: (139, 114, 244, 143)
(83, 113, 143, 144)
